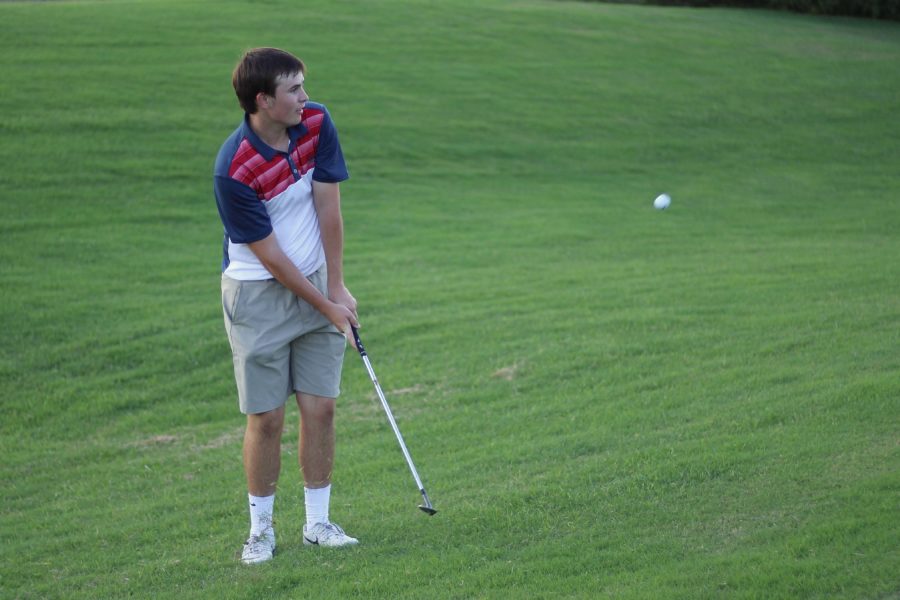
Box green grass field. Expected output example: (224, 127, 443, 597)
(1, 0, 898, 597)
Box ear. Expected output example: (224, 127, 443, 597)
(255, 91, 273, 111)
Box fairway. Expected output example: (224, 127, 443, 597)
(1, 0, 899, 598)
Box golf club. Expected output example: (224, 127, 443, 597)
(350, 326, 437, 516)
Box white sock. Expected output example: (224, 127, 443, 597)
(304, 484, 331, 526)
(249, 493, 275, 536)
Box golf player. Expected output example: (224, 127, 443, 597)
(214, 47, 359, 564)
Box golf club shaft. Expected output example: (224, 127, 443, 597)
(351, 327, 432, 504)
(359, 353, 427, 491)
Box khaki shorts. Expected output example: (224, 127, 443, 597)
(221, 267, 346, 414)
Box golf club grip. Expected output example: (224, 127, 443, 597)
(350, 326, 366, 356)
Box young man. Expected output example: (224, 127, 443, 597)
(214, 47, 359, 564)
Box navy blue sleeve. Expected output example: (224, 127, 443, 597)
(214, 175, 273, 244)
(312, 108, 349, 183)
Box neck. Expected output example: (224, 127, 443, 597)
(248, 113, 290, 152)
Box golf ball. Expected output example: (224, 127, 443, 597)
(653, 193, 671, 210)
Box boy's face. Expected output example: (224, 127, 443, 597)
(259, 72, 308, 126)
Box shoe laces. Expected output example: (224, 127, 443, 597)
(310, 522, 348, 539)
(245, 530, 273, 548)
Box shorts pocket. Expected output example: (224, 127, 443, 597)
(222, 278, 244, 339)
(308, 265, 328, 296)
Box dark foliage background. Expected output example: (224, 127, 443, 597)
(591, 0, 899, 20)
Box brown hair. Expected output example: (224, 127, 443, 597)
(232, 48, 306, 114)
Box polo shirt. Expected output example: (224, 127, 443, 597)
(214, 102, 349, 280)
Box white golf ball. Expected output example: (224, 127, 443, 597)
(653, 193, 671, 210)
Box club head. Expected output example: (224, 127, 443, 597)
(418, 489, 437, 515)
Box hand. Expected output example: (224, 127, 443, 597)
(322, 298, 359, 349)
(329, 284, 358, 322)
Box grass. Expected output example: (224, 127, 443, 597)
(1, 0, 898, 598)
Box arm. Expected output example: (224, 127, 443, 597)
(247, 232, 357, 335)
(313, 180, 358, 321)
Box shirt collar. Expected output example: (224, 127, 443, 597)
(240, 114, 308, 161)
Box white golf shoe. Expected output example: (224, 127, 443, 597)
(241, 528, 276, 564)
(302, 522, 359, 547)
